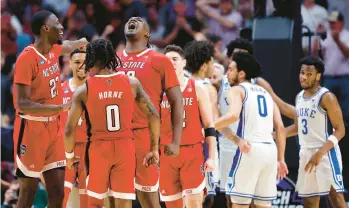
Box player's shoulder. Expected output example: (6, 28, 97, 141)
(17, 46, 36, 61)
(149, 50, 171, 64)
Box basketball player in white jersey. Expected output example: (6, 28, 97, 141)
(215, 52, 289, 208)
(284, 56, 346, 208)
(183, 40, 219, 207)
(210, 63, 238, 208)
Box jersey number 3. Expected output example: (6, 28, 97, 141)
(257, 95, 268, 117)
(106, 105, 121, 131)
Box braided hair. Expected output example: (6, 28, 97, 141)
(82, 39, 122, 72)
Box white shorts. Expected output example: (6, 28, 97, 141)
(296, 145, 344, 198)
(219, 138, 238, 192)
(226, 142, 277, 205)
(205, 144, 219, 196)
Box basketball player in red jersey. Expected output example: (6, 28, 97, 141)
(116, 17, 184, 207)
(159, 45, 216, 208)
(12, 10, 87, 207)
(61, 48, 88, 208)
(64, 39, 160, 208)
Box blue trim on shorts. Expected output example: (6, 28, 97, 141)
(227, 192, 276, 201)
(298, 191, 329, 197)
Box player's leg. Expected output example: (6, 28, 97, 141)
(303, 196, 320, 208)
(133, 129, 160, 208)
(252, 200, 272, 208)
(13, 118, 48, 207)
(109, 139, 136, 208)
(181, 143, 206, 208)
(328, 186, 346, 208)
(42, 167, 65, 207)
(86, 140, 112, 207)
(76, 143, 88, 208)
(220, 148, 236, 208)
(159, 145, 183, 207)
(63, 165, 76, 207)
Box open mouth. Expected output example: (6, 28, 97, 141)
(128, 22, 136, 30)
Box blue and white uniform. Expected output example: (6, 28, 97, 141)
(295, 87, 344, 197)
(217, 75, 238, 192)
(226, 82, 277, 206)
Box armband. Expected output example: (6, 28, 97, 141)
(328, 135, 339, 146)
(205, 128, 216, 137)
(65, 151, 75, 159)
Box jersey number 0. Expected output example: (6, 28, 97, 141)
(106, 105, 121, 131)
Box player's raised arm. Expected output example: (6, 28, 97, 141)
(215, 86, 244, 129)
(130, 77, 160, 166)
(273, 102, 288, 179)
(196, 82, 216, 172)
(64, 84, 87, 170)
(61, 38, 88, 55)
(256, 77, 297, 119)
(206, 84, 220, 121)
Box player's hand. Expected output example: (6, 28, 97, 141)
(237, 139, 251, 153)
(164, 142, 180, 157)
(66, 156, 79, 170)
(62, 102, 72, 112)
(204, 158, 215, 172)
(277, 160, 288, 180)
(143, 151, 159, 168)
(331, 29, 340, 41)
(305, 151, 323, 173)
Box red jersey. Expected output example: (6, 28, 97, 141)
(60, 79, 87, 143)
(160, 78, 204, 145)
(116, 49, 179, 129)
(13, 44, 63, 117)
(85, 73, 134, 141)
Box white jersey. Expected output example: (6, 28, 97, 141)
(218, 76, 238, 151)
(296, 87, 330, 148)
(239, 82, 274, 143)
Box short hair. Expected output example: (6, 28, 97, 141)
(164, 45, 184, 58)
(184, 40, 214, 74)
(70, 49, 86, 59)
(31, 10, 53, 36)
(299, 56, 325, 74)
(83, 39, 122, 72)
(226, 38, 254, 57)
(206, 34, 222, 44)
(233, 51, 261, 80)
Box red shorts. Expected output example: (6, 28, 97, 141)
(64, 142, 86, 194)
(134, 128, 159, 192)
(159, 143, 206, 201)
(13, 116, 65, 178)
(86, 139, 135, 200)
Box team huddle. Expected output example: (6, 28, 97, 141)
(12, 10, 346, 208)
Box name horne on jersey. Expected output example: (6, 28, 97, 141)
(98, 91, 124, 100)
(43, 63, 59, 78)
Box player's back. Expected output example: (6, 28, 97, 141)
(296, 87, 330, 148)
(116, 49, 179, 129)
(85, 73, 134, 141)
(160, 78, 204, 145)
(239, 82, 274, 143)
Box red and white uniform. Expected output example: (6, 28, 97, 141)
(13, 44, 65, 178)
(61, 79, 87, 195)
(116, 49, 179, 191)
(159, 78, 206, 201)
(84, 73, 135, 204)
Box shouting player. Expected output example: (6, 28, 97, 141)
(116, 17, 184, 208)
(184, 40, 219, 206)
(215, 52, 288, 208)
(13, 10, 87, 207)
(64, 39, 160, 207)
(159, 45, 216, 208)
(284, 56, 346, 208)
(61, 48, 88, 208)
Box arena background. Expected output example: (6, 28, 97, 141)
(1, 0, 349, 207)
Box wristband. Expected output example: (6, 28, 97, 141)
(205, 128, 216, 137)
(328, 135, 338, 146)
(65, 151, 74, 159)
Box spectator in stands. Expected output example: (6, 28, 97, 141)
(301, 0, 328, 54)
(196, 0, 243, 50)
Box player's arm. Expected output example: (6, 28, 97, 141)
(273, 102, 286, 162)
(317, 92, 345, 154)
(166, 86, 184, 146)
(215, 86, 244, 129)
(130, 77, 160, 152)
(64, 85, 86, 154)
(205, 84, 220, 121)
(61, 38, 88, 55)
(197, 83, 216, 160)
(256, 77, 296, 119)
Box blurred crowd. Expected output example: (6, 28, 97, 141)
(1, 0, 349, 207)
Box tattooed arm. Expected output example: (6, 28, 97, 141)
(129, 77, 160, 152)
